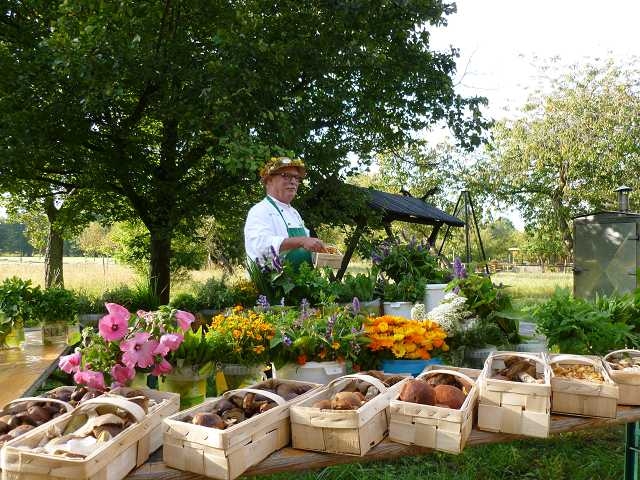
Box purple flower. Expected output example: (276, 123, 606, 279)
(325, 314, 337, 339)
(371, 252, 383, 265)
(453, 257, 468, 279)
(283, 335, 292, 347)
(270, 246, 283, 272)
(256, 295, 270, 308)
(352, 297, 360, 314)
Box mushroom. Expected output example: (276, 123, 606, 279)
(192, 412, 225, 429)
(221, 408, 245, 427)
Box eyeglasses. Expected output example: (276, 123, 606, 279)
(277, 172, 304, 183)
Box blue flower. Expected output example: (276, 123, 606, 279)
(352, 297, 360, 314)
(283, 335, 292, 347)
(453, 257, 467, 279)
(256, 295, 270, 308)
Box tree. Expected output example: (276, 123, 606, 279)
(473, 61, 640, 257)
(0, 1, 488, 302)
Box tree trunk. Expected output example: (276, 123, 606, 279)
(45, 226, 64, 288)
(149, 228, 172, 304)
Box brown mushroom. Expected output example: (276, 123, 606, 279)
(211, 398, 235, 414)
(192, 412, 226, 429)
(221, 408, 245, 427)
(27, 405, 52, 424)
(434, 384, 466, 409)
(398, 379, 436, 405)
(312, 399, 333, 410)
(331, 391, 364, 410)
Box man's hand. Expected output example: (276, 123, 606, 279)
(299, 237, 326, 252)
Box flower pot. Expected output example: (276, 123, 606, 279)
(216, 363, 267, 395)
(41, 321, 70, 346)
(463, 345, 497, 369)
(360, 298, 382, 317)
(380, 358, 442, 376)
(424, 283, 448, 313)
(382, 301, 414, 319)
(77, 313, 104, 328)
(5, 322, 25, 349)
(159, 367, 209, 409)
(274, 361, 346, 385)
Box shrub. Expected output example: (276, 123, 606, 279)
(194, 277, 234, 310)
(32, 287, 78, 324)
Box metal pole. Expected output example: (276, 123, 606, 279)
(626, 421, 639, 480)
(437, 193, 463, 256)
(467, 191, 490, 276)
(463, 191, 471, 264)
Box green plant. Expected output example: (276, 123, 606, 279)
(0, 276, 40, 326)
(100, 280, 161, 312)
(335, 271, 377, 303)
(73, 289, 104, 314)
(382, 276, 427, 303)
(446, 271, 522, 344)
(248, 256, 332, 306)
(194, 277, 234, 310)
(32, 287, 78, 324)
(170, 292, 202, 313)
(533, 288, 639, 355)
(268, 299, 367, 368)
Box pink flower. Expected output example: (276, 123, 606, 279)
(151, 358, 173, 376)
(110, 363, 136, 386)
(175, 310, 195, 331)
(73, 369, 106, 391)
(154, 333, 184, 356)
(98, 303, 131, 341)
(120, 332, 159, 369)
(59, 351, 82, 374)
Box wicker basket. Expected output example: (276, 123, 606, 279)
(163, 379, 320, 480)
(290, 373, 407, 456)
(547, 353, 619, 418)
(388, 368, 478, 454)
(603, 349, 640, 406)
(477, 351, 551, 438)
(1, 389, 179, 480)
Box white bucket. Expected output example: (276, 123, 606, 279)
(382, 301, 414, 319)
(274, 361, 346, 385)
(424, 283, 448, 313)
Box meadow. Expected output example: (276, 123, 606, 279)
(2, 257, 626, 480)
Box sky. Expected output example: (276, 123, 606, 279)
(428, 0, 640, 229)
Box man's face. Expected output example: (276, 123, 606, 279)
(265, 166, 304, 204)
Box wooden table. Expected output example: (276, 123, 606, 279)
(0, 330, 69, 407)
(126, 407, 640, 479)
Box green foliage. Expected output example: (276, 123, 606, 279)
(268, 302, 366, 369)
(0, 0, 488, 302)
(100, 282, 161, 312)
(169, 293, 202, 314)
(109, 221, 207, 280)
(473, 60, 640, 255)
(248, 258, 333, 306)
(533, 288, 639, 354)
(333, 271, 378, 303)
(194, 277, 235, 311)
(72, 289, 104, 314)
(447, 273, 521, 344)
(32, 287, 78, 324)
(171, 326, 216, 368)
(0, 276, 40, 324)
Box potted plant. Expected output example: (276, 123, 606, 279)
(33, 287, 79, 345)
(267, 297, 368, 383)
(0, 277, 40, 349)
(334, 270, 381, 316)
(372, 236, 452, 317)
(59, 303, 208, 408)
(362, 313, 449, 375)
(74, 289, 105, 327)
(207, 305, 275, 393)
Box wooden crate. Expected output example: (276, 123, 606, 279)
(0, 389, 179, 480)
(477, 352, 551, 438)
(547, 353, 619, 418)
(603, 349, 640, 405)
(312, 246, 344, 269)
(290, 373, 408, 456)
(163, 379, 320, 480)
(388, 368, 478, 454)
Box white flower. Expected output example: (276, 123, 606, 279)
(411, 303, 427, 321)
(426, 293, 473, 335)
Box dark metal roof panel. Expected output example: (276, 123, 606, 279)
(357, 187, 464, 227)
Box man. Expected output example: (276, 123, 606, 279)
(244, 156, 326, 268)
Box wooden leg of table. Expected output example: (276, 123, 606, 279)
(626, 421, 640, 480)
